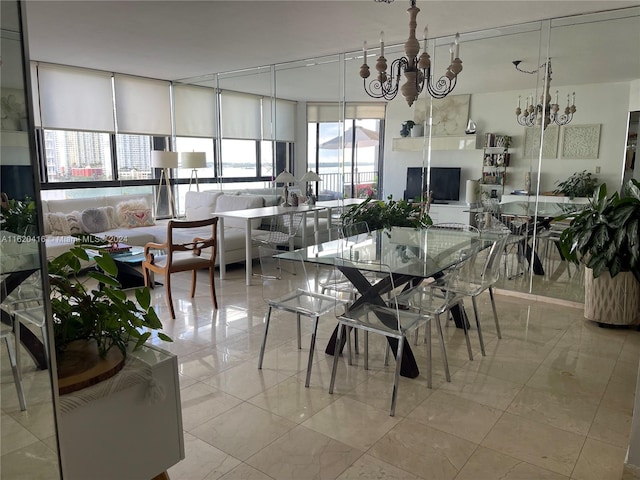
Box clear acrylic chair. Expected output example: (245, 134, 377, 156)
(1, 322, 26, 411)
(328, 257, 435, 416)
(257, 246, 348, 387)
(433, 234, 510, 356)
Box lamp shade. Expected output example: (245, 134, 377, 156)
(151, 151, 179, 169)
(300, 171, 322, 182)
(274, 170, 296, 183)
(181, 152, 207, 169)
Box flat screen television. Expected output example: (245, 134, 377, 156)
(405, 167, 461, 203)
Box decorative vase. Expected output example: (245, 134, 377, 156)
(465, 119, 477, 134)
(584, 268, 640, 326)
(411, 124, 423, 137)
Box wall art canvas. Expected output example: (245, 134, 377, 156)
(413, 94, 470, 136)
(523, 126, 559, 159)
(561, 124, 601, 159)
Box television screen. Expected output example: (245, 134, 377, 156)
(404, 167, 461, 203)
(429, 167, 461, 203)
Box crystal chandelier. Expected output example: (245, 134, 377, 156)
(359, 0, 463, 107)
(514, 60, 576, 129)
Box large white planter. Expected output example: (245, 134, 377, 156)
(584, 268, 640, 325)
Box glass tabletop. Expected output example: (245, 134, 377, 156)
(280, 227, 502, 279)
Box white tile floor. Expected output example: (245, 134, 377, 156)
(1, 260, 639, 480)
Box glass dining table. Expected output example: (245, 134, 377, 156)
(279, 227, 502, 378)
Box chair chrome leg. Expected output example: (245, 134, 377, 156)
(426, 320, 432, 389)
(389, 336, 404, 417)
(354, 329, 359, 354)
(329, 322, 344, 394)
(296, 313, 302, 350)
(471, 296, 486, 356)
(460, 302, 474, 361)
(305, 316, 319, 387)
(4, 336, 26, 411)
(488, 287, 501, 338)
(364, 330, 369, 370)
(258, 307, 272, 369)
(435, 314, 451, 382)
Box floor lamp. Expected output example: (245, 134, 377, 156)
(151, 151, 178, 217)
(181, 152, 207, 191)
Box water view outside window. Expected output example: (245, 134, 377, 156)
(308, 119, 380, 198)
(260, 141, 274, 178)
(175, 137, 216, 179)
(43, 130, 113, 182)
(220, 139, 257, 177)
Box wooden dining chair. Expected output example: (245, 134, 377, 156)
(142, 217, 218, 319)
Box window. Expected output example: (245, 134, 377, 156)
(175, 137, 216, 179)
(116, 134, 153, 180)
(307, 102, 385, 198)
(220, 139, 257, 177)
(260, 141, 274, 178)
(43, 129, 113, 182)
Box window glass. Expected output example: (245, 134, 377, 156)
(43, 129, 113, 182)
(175, 137, 216, 179)
(220, 139, 257, 177)
(115, 133, 152, 180)
(260, 141, 274, 178)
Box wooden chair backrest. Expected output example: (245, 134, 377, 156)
(165, 217, 218, 258)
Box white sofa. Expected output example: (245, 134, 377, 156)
(41, 192, 269, 267)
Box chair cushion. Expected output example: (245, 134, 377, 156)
(150, 251, 212, 270)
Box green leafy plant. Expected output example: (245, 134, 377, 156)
(553, 170, 599, 198)
(48, 246, 172, 358)
(0, 195, 37, 236)
(558, 179, 640, 282)
(340, 195, 432, 231)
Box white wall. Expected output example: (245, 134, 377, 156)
(382, 81, 632, 199)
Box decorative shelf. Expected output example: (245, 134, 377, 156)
(392, 135, 477, 152)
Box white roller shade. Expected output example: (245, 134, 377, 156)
(114, 74, 171, 135)
(307, 102, 386, 122)
(220, 91, 261, 139)
(38, 64, 114, 132)
(262, 98, 296, 142)
(174, 84, 217, 137)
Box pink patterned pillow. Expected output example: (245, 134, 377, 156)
(122, 209, 155, 228)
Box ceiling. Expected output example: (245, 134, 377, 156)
(23, 0, 640, 87)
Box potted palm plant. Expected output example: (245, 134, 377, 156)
(48, 246, 172, 393)
(558, 179, 640, 326)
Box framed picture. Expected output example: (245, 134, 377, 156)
(523, 126, 559, 159)
(413, 94, 470, 136)
(561, 124, 601, 159)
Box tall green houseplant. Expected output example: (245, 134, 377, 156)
(559, 179, 640, 325)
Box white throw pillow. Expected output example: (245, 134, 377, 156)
(116, 200, 149, 227)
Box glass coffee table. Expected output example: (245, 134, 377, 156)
(88, 246, 152, 290)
